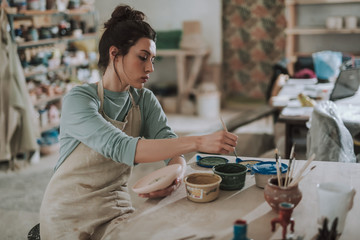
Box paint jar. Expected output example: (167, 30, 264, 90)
(251, 161, 288, 188)
(233, 219, 248, 240)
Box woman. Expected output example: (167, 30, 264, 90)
(40, 5, 238, 239)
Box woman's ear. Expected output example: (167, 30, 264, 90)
(109, 46, 119, 60)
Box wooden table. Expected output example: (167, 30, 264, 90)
(157, 48, 210, 113)
(115, 154, 360, 240)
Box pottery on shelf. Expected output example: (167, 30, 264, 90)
(264, 177, 302, 212)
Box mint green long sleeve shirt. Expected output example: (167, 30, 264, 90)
(54, 83, 177, 171)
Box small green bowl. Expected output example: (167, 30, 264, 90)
(212, 163, 247, 191)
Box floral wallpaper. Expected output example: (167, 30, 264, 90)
(222, 0, 286, 100)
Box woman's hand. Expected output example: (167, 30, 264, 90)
(138, 156, 185, 199)
(197, 130, 238, 155)
(138, 178, 181, 199)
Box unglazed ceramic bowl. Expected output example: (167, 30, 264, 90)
(132, 164, 182, 194)
(184, 173, 222, 203)
(212, 163, 247, 190)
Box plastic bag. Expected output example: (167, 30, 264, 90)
(312, 51, 342, 80)
(306, 101, 356, 163)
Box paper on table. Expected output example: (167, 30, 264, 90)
(287, 78, 318, 85)
(281, 107, 313, 117)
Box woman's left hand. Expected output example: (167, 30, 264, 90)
(138, 177, 182, 199)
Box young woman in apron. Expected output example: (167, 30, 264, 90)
(40, 5, 238, 239)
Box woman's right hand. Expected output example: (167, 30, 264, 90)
(197, 130, 238, 155)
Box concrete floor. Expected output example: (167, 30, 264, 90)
(0, 109, 285, 240)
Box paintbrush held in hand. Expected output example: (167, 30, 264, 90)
(220, 116, 240, 162)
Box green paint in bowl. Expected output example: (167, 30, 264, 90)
(212, 163, 247, 191)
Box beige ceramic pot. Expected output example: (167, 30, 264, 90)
(264, 177, 302, 212)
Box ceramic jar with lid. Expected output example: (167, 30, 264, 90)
(252, 161, 288, 188)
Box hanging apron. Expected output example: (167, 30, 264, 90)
(40, 80, 141, 240)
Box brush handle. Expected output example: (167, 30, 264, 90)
(288, 165, 316, 187)
(220, 116, 239, 159)
(292, 153, 315, 183)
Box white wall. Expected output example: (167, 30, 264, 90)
(95, 0, 222, 64)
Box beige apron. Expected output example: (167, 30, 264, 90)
(40, 80, 141, 240)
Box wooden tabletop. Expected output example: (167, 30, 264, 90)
(115, 155, 360, 239)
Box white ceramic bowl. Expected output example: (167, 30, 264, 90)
(132, 164, 182, 194)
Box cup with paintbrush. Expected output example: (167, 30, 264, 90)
(264, 147, 316, 212)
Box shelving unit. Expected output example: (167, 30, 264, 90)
(285, 0, 360, 75)
(17, 32, 97, 48)
(157, 48, 210, 113)
(6, 8, 99, 136)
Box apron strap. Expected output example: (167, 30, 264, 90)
(128, 87, 143, 106)
(97, 79, 105, 113)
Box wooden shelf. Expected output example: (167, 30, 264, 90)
(285, 0, 360, 74)
(9, 9, 94, 17)
(17, 33, 98, 49)
(287, 52, 360, 63)
(156, 48, 210, 113)
(286, 0, 360, 5)
(24, 62, 89, 78)
(33, 94, 64, 108)
(157, 48, 209, 57)
(286, 28, 360, 35)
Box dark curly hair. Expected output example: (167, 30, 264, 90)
(97, 5, 157, 73)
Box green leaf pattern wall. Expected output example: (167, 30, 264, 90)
(223, 0, 286, 100)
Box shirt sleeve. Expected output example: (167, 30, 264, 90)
(140, 90, 178, 165)
(59, 86, 138, 167)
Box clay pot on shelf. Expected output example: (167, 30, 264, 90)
(264, 177, 302, 212)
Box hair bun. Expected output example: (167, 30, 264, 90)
(104, 5, 145, 29)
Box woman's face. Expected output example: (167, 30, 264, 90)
(114, 37, 156, 90)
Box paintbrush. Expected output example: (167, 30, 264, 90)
(288, 165, 316, 187)
(288, 152, 296, 186)
(291, 153, 316, 186)
(220, 116, 240, 162)
(275, 148, 282, 187)
(285, 143, 296, 187)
